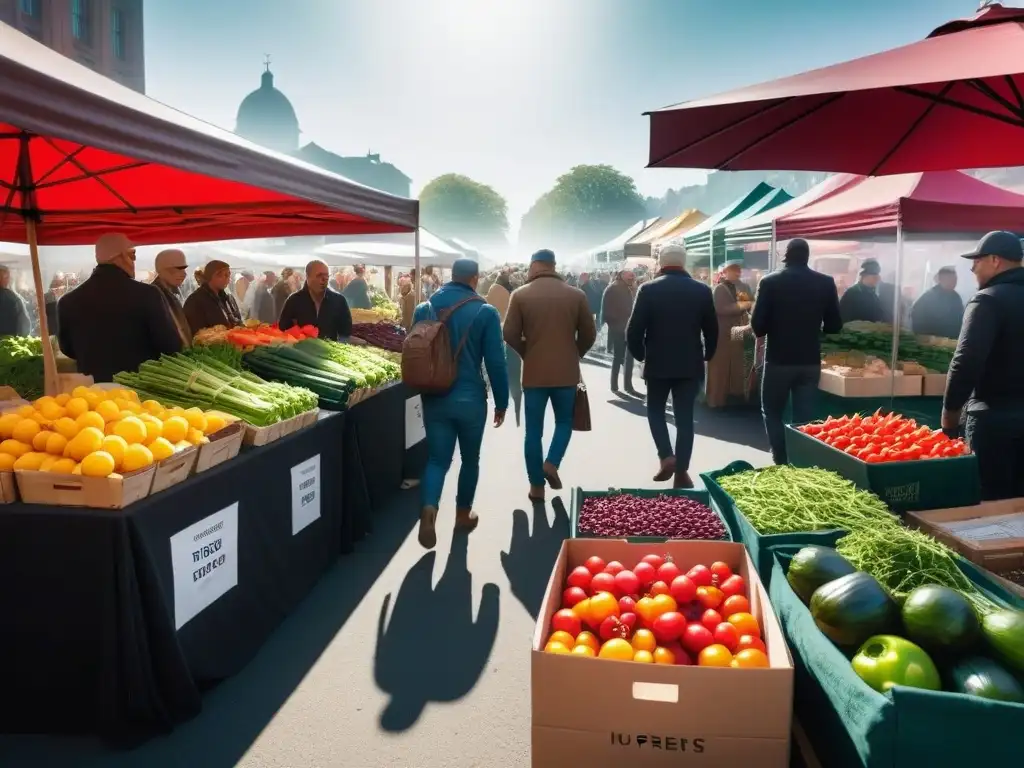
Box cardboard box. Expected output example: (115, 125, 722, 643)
(150, 444, 198, 494)
(532, 539, 793, 767)
(196, 421, 244, 473)
(907, 499, 1024, 573)
(818, 370, 922, 398)
(922, 372, 947, 397)
(0, 471, 16, 504)
(15, 465, 155, 509)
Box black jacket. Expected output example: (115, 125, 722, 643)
(183, 285, 243, 335)
(944, 267, 1024, 413)
(751, 263, 843, 366)
(839, 281, 883, 324)
(626, 269, 717, 380)
(910, 285, 964, 339)
(57, 264, 182, 382)
(279, 286, 352, 340)
(0, 287, 30, 337)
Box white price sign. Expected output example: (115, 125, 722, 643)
(405, 395, 425, 449)
(169, 503, 239, 630)
(290, 454, 321, 535)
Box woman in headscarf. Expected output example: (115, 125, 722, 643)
(705, 260, 753, 408)
(486, 268, 522, 423)
(183, 260, 243, 335)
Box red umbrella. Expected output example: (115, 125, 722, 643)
(646, 4, 1024, 174)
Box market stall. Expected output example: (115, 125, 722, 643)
(680, 182, 784, 271)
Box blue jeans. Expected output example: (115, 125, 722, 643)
(523, 386, 576, 486)
(645, 378, 701, 467)
(761, 363, 820, 465)
(420, 396, 487, 509)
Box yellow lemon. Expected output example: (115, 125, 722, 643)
(0, 453, 15, 471)
(94, 400, 121, 423)
(71, 385, 91, 399)
(82, 391, 101, 409)
(142, 399, 163, 415)
(53, 416, 80, 439)
(138, 413, 163, 440)
(161, 415, 189, 443)
(49, 457, 76, 474)
(13, 451, 46, 471)
(81, 450, 116, 478)
(114, 398, 141, 414)
(15, 405, 34, 418)
(32, 395, 58, 411)
(169, 406, 186, 415)
(121, 443, 154, 473)
(54, 393, 71, 406)
(0, 439, 31, 458)
(75, 411, 105, 432)
(67, 427, 104, 462)
(0, 413, 23, 439)
(147, 437, 175, 462)
(38, 402, 65, 421)
(183, 408, 208, 432)
(101, 435, 128, 469)
(31, 430, 55, 451)
(44, 432, 68, 456)
(113, 416, 147, 445)
(64, 397, 90, 418)
(29, 411, 51, 426)
(39, 455, 58, 471)
(204, 413, 227, 434)
(11, 419, 40, 443)
(71, 463, 83, 475)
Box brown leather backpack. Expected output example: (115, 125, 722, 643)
(401, 295, 484, 393)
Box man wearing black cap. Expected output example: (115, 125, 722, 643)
(751, 239, 843, 464)
(839, 259, 884, 324)
(910, 266, 964, 339)
(943, 231, 1024, 500)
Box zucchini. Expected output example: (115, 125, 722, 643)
(982, 610, 1024, 675)
(787, 546, 857, 604)
(901, 585, 981, 656)
(949, 656, 1024, 703)
(810, 572, 899, 649)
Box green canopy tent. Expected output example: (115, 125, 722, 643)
(683, 183, 792, 271)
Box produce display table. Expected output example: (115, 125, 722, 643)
(784, 392, 943, 428)
(0, 411, 345, 744)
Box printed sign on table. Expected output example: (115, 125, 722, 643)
(290, 454, 321, 535)
(405, 395, 425, 449)
(169, 503, 239, 630)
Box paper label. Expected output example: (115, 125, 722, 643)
(169, 503, 239, 630)
(405, 395, 425, 449)
(290, 454, 321, 535)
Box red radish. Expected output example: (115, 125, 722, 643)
(633, 561, 657, 587)
(641, 554, 665, 570)
(590, 572, 618, 596)
(562, 586, 588, 608)
(599, 615, 629, 641)
(584, 556, 607, 575)
(604, 560, 625, 576)
(614, 569, 640, 596)
(657, 561, 682, 584)
(619, 595, 637, 614)
(619, 612, 637, 631)
(652, 612, 686, 643)
(670, 575, 697, 604)
(686, 564, 713, 587)
(713, 622, 740, 652)
(701, 609, 723, 632)
(551, 609, 582, 636)
(681, 623, 714, 654)
(649, 580, 671, 597)
(710, 562, 733, 584)
(567, 566, 593, 592)
(719, 574, 747, 598)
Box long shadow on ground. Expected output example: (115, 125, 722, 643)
(374, 533, 500, 732)
(501, 498, 570, 620)
(0, 491, 422, 768)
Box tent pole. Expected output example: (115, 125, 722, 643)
(889, 210, 904, 403)
(769, 219, 777, 272)
(25, 219, 60, 396)
(414, 227, 421, 303)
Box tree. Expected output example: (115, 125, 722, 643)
(419, 174, 509, 248)
(518, 165, 647, 254)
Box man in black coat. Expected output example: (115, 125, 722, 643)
(58, 233, 183, 382)
(911, 266, 964, 339)
(943, 231, 1024, 500)
(839, 259, 884, 324)
(626, 245, 718, 488)
(279, 259, 353, 340)
(751, 239, 843, 464)
(0, 266, 30, 337)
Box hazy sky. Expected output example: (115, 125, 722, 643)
(145, 0, 972, 233)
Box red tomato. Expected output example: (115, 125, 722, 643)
(657, 561, 682, 584)
(618, 595, 637, 614)
(686, 564, 713, 587)
(721, 594, 751, 617)
(710, 561, 733, 584)
(599, 615, 630, 641)
(651, 611, 686, 644)
(604, 560, 625, 576)
(614, 570, 640, 596)
(551, 609, 582, 637)
(737, 634, 767, 654)
(640, 554, 665, 570)
(727, 612, 761, 637)
(632, 561, 657, 587)
(713, 621, 740, 652)
(562, 586, 588, 608)
(619, 612, 637, 632)
(670, 575, 697, 604)
(588, 592, 621, 625)
(701, 609, 723, 632)
(584, 556, 607, 575)
(663, 641, 692, 665)
(719, 574, 746, 598)
(567, 566, 593, 592)
(681, 623, 715, 654)
(649, 580, 671, 597)
(590, 572, 618, 596)
(696, 585, 724, 611)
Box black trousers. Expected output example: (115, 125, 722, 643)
(966, 410, 1024, 500)
(646, 377, 701, 467)
(608, 327, 634, 386)
(761, 363, 821, 464)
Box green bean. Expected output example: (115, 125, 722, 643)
(717, 466, 899, 535)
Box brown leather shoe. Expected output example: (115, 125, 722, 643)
(455, 507, 479, 533)
(543, 461, 563, 490)
(528, 485, 545, 503)
(672, 471, 694, 489)
(418, 505, 438, 549)
(653, 457, 676, 482)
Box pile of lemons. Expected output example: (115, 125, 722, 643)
(0, 385, 230, 479)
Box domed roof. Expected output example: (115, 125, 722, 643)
(235, 67, 300, 154)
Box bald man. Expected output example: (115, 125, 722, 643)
(278, 259, 353, 340)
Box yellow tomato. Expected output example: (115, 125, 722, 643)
(598, 638, 634, 661)
(66, 427, 104, 462)
(544, 641, 571, 655)
(0, 439, 31, 458)
(54, 393, 71, 406)
(548, 630, 576, 649)
(81, 451, 116, 478)
(15, 405, 34, 418)
(574, 631, 601, 653)
(94, 399, 122, 423)
(633, 650, 654, 664)
(37, 402, 65, 422)
(137, 414, 162, 442)
(113, 416, 147, 445)
(147, 437, 175, 462)
(101, 435, 128, 470)
(121, 443, 154, 473)
(183, 408, 207, 432)
(53, 417, 79, 439)
(571, 645, 596, 658)
(0, 413, 22, 439)
(75, 411, 105, 432)
(70, 386, 92, 400)
(0, 453, 15, 471)
(185, 427, 206, 446)
(653, 647, 677, 665)
(39, 455, 58, 472)
(161, 415, 189, 443)
(13, 451, 46, 471)
(31, 430, 55, 452)
(11, 418, 40, 444)
(142, 399, 163, 415)
(631, 629, 657, 653)
(49, 458, 77, 475)
(45, 432, 68, 456)
(204, 413, 227, 434)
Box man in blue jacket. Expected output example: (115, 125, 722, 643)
(412, 259, 509, 549)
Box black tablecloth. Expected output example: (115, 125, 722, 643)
(403, 389, 428, 481)
(0, 412, 345, 744)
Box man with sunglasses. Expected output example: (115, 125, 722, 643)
(57, 233, 183, 382)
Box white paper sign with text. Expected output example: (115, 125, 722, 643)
(290, 454, 322, 535)
(170, 503, 239, 630)
(405, 395, 425, 449)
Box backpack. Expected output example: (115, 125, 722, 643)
(401, 295, 485, 393)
